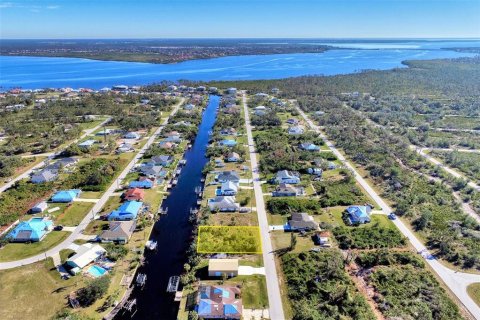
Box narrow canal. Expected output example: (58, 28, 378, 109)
(118, 95, 219, 320)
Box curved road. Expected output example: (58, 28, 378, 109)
(296, 106, 480, 320)
(0, 99, 183, 270)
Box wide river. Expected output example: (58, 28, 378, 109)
(0, 40, 478, 89)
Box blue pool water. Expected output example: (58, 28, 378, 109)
(0, 40, 478, 89)
(87, 265, 107, 277)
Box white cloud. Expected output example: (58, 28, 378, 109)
(0, 2, 61, 11)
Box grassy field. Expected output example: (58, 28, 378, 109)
(55, 202, 94, 226)
(0, 231, 69, 262)
(226, 275, 268, 309)
(0, 259, 82, 320)
(197, 226, 262, 253)
(467, 283, 480, 307)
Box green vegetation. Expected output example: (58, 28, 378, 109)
(355, 249, 425, 268)
(197, 226, 262, 253)
(0, 180, 54, 225)
(467, 283, 480, 308)
(104, 243, 129, 261)
(56, 202, 94, 226)
(313, 172, 368, 207)
(63, 158, 121, 191)
(266, 198, 321, 215)
(0, 231, 69, 262)
(333, 222, 406, 249)
(431, 150, 480, 182)
(282, 250, 375, 320)
(77, 275, 112, 307)
(0, 155, 28, 177)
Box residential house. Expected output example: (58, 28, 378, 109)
(274, 170, 300, 184)
(345, 205, 372, 225)
(31, 169, 58, 184)
(128, 178, 155, 189)
(216, 171, 240, 183)
(220, 128, 237, 136)
(219, 139, 237, 147)
(254, 105, 267, 116)
(99, 221, 136, 244)
(217, 181, 239, 196)
(140, 165, 166, 179)
(122, 188, 145, 201)
(197, 285, 242, 319)
(272, 183, 304, 197)
(313, 231, 331, 246)
(307, 168, 323, 176)
(78, 139, 96, 149)
(226, 87, 237, 95)
(150, 155, 174, 167)
(66, 243, 107, 270)
(124, 132, 140, 139)
(51, 189, 81, 203)
(30, 201, 48, 213)
(226, 152, 241, 162)
(46, 157, 78, 170)
(184, 103, 195, 111)
(208, 259, 239, 277)
(95, 128, 113, 136)
(117, 142, 134, 153)
(286, 118, 299, 125)
(288, 212, 319, 231)
(288, 126, 304, 135)
(208, 196, 239, 212)
(299, 142, 320, 151)
(8, 217, 53, 242)
(164, 131, 182, 143)
(159, 141, 175, 150)
(108, 201, 144, 221)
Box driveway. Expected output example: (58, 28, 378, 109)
(238, 266, 266, 276)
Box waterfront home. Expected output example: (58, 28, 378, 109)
(272, 183, 304, 197)
(140, 165, 167, 179)
(288, 212, 319, 231)
(173, 121, 193, 127)
(184, 103, 195, 111)
(216, 171, 240, 183)
(219, 139, 237, 147)
(66, 243, 107, 270)
(288, 125, 305, 135)
(224, 106, 240, 115)
(108, 201, 144, 221)
(31, 169, 58, 184)
(286, 118, 299, 125)
(124, 132, 140, 139)
(128, 177, 155, 189)
(307, 168, 323, 176)
(226, 87, 237, 95)
(51, 189, 81, 203)
(220, 128, 237, 136)
(208, 259, 239, 277)
(8, 217, 53, 242)
(215, 159, 226, 168)
(226, 152, 241, 162)
(345, 205, 372, 225)
(274, 170, 300, 184)
(30, 201, 48, 213)
(197, 285, 242, 319)
(208, 196, 239, 212)
(218, 181, 239, 196)
(99, 221, 136, 244)
(299, 142, 320, 151)
(122, 188, 145, 201)
(164, 131, 182, 143)
(78, 139, 96, 149)
(159, 141, 175, 149)
(150, 155, 174, 167)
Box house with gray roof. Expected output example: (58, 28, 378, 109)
(288, 212, 319, 231)
(216, 171, 240, 183)
(31, 169, 58, 184)
(208, 196, 239, 212)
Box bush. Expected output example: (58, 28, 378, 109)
(104, 243, 128, 261)
(333, 225, 406, 249)
(77, 275, 111, 306)
(266, 198, 321, 215)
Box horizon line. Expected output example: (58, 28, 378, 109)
(1, 37, 480, 41)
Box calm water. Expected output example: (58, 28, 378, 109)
(0, 40, 478, 89)
(116, 95, 219, 320)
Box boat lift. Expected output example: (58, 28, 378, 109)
(167, 276, 180, 293)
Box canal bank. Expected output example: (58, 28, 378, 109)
(116, 95, 219, 320)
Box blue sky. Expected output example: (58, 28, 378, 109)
(1, 0, 479, 39)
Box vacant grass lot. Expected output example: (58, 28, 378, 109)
(0, 231, 69, 262)
(55, 202, 94, 226)
(467, 283, 480, 307)
(197, 226, 262, 253)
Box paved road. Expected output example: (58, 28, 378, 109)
(242, 93, 285, 320)
(0, 117, 111, 194)
(413, 146, 480, 191)
(295, 106, 480, 320)
(0, 99, 184, 270)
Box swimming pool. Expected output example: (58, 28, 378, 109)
(87, 265, 107, 278)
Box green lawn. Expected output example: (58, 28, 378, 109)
(0, 231, 70, 262)
(467, 283, 480, 307)
(55, 202, 94, 226)
(59, 248, 75, 263)
(227, 275, 268, 309)
(0, 259, 83, 320)
(197, 226, 262, 254)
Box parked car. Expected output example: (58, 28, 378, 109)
(388, 213, 397, 220)
(54, 225, 64, 231)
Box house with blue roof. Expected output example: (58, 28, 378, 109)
(345, 205, 372, 225)
(8, 217, 53, 242)
(196, 285, 242, 319)
(128, 179, 154, 189)
(78, 139, 96, 149)
(51, 189, 81, 203)
(219, 139, 237, 147)
(108, 201, 143, 221)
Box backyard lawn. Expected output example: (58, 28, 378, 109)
(0, 231, 70, 262)
(55, 202, 94, 226)
(197, 226, 262, 253)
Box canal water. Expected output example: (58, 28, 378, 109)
(118, 95, 219, 320)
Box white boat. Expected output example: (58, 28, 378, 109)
(145, 240, 158, 251)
